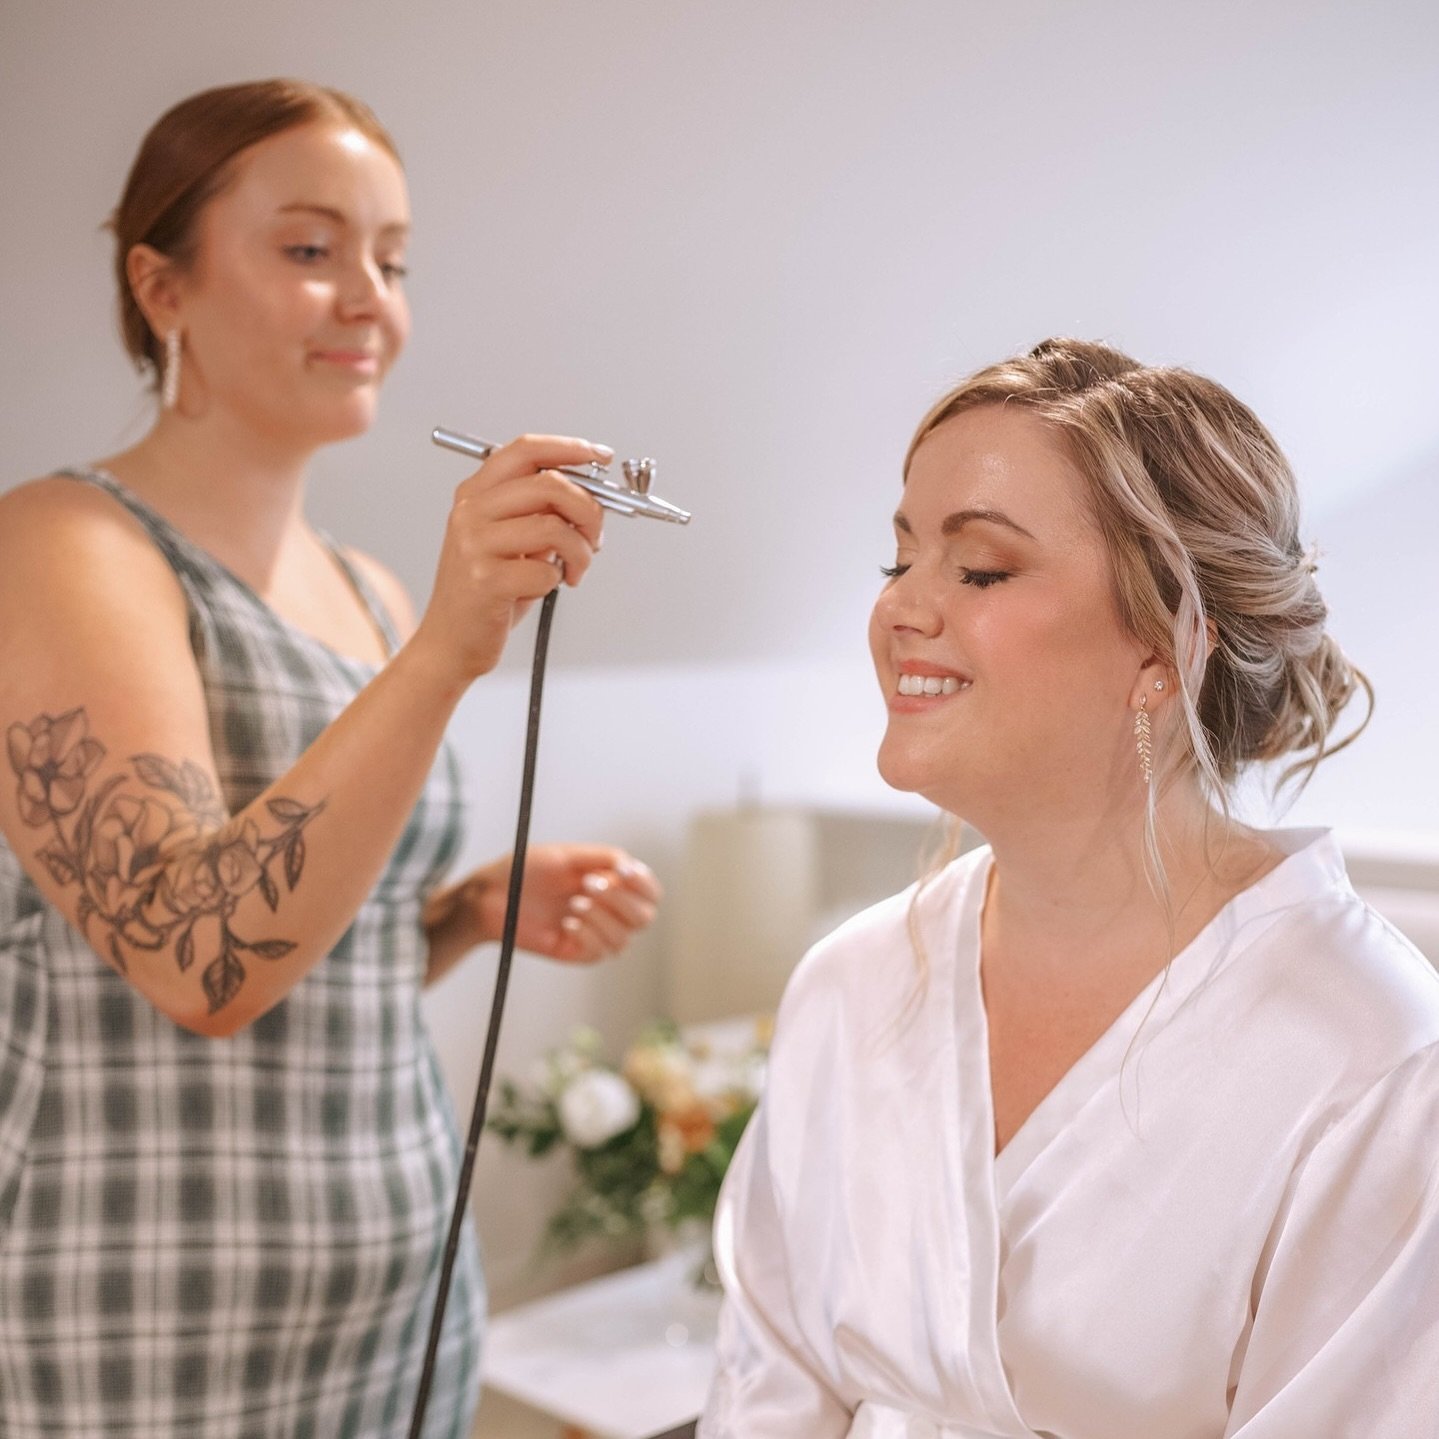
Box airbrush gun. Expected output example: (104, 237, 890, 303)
(431, 426, 691, 524)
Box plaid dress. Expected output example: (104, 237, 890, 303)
(0, 469, 484, 1437)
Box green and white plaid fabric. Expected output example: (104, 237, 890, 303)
(0, 470, 483, 1437)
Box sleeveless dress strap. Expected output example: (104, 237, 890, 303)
(57, 466, 216, 587)
(314, 531, 404, 658)
(58, 467, 403, 662)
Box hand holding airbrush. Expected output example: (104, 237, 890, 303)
(410, 433, 611, 686)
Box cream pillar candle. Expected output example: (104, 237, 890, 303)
(668, 807, 821, 1024)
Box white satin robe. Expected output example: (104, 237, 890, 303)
(699, 829, 1439, 1438)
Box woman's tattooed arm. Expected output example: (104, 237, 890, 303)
(7, 707, 324, 1014)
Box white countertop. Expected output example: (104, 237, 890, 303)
(482, 1255, 719, 1439)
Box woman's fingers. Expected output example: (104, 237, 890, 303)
(555, 917, 607, 963)
(613, 858, 662, 905)
(578, 870, 660, 930)
(479, 513, 598, 586)
(556, 849, 663, 903)
(555, 865, 660, 960)
(559, 900, 629, 958)
(461, 469, 605, 547)
(566, 896, 630, 951)
(474, 434, 614, 490)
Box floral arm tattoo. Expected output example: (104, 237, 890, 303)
(7, 708, 324, 1014)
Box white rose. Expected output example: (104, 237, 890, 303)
(558, 1069, 642, 1149)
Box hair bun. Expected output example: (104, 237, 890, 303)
(907, 338, 1373, 799)
(1250, 630, 1372, 789)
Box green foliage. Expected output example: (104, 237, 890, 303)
(488, 1022, 766, 1266)
(668, 1108, 751, 1225)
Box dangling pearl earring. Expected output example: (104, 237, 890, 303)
(1134, 695, 1153, 785)
(162, 329, 182, 410)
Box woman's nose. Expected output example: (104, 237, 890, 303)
(874, 568, 941, 636)
(336, 259, 385, 318)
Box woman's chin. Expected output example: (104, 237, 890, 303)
(327, 415, 377, 445)
(877, 746, 976, 819)
(877, 744, 944, 799)
(298, 400, 379, 448)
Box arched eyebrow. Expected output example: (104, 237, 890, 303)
(892, 508, 1036, 540)
(276, 203, 410, 236)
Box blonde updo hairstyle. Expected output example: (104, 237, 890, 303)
(108, 79, 401, 392)
(895, 339, 1372, 1004)
(908, 338, 1371, 814)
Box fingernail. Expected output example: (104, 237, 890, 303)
(616, 858, 644, 879)
(582, 873, 611, 896)
(560, 916, 582, 934)
(589, 442, 614, 464)
(569, 894, 594, 915)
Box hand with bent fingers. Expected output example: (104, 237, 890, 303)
(412, 434, 610, 688)
(422, 844, 662, 977)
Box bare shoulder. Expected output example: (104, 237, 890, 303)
(342, 545, 418, 642)
(0, 474, 184, 588)
(3, 471, 126, 519)
(0, 474, 192, 671)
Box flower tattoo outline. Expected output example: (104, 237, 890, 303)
(7, 708, 324, 1014)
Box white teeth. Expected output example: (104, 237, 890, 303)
(897, 674, 969, 697)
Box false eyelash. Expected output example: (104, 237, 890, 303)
(879, 564, 1013, 588)
(960, 569, 1011, 588)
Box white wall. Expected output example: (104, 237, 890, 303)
(3, 0, 1437, 1301)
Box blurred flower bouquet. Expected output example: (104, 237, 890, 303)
(489, 1018, 769, 1276)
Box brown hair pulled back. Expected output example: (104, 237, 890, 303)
(109, 79, 401, 385)
(907, 337, 1372, 798)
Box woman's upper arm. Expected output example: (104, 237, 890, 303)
(1225, 1043, 1439, 1435)
(0, 478, 229, 1025)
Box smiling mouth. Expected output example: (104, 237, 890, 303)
(896, 674, 971, 697)
(311, 351, 380, 369)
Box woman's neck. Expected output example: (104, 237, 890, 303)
(980, 787, 1281, 974)
(97, 410, 315, 592)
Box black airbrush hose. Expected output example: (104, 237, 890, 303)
(407, 585, 559, 1439)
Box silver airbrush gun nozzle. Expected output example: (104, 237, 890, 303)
(431, 427, 691, 524)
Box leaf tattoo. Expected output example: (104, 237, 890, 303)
(202, 951, 246, 1013)
(7, 708, 324, 1013)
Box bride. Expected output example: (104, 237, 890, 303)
(700, 338, 1439, 1438)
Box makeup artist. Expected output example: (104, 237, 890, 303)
(0, 78, 659, 1438)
